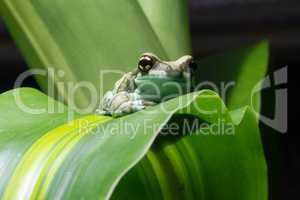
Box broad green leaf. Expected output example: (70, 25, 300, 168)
(0, 88, 267, 200)
(112, 96, 267, 200)
(196, 41, 269, 111)
(0, 88, 77, 196)
(0, 0, 191, 107)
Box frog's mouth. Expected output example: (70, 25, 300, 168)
(145, 69, 182, 78)
(135, 74, 186, 82)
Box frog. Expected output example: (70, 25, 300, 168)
(97, 53, 197, 117)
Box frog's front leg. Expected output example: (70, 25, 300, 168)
(112, 92, 154, 117)
(97, 71, 155, 117)
(99, 91, 155, 117)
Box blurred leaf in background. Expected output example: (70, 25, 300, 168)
(0, 0, 191, 108)
(196, 41, 269, 111)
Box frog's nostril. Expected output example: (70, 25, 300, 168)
(189, 60, 198, 71)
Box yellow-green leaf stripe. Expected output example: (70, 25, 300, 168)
(3, 115, 111, 200)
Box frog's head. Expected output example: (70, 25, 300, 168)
(137, 53, 196, 79)
(135, 53, 197, 102)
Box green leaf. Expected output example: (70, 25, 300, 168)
(0, 0, 191, 107)
(196, 41, 269, 111)
(0, 88, 74, 196)
(0, 88, 267, 200)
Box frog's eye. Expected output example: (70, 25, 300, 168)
(138, 56, 154, 72)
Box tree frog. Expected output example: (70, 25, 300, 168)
(97, 53, 197, 117)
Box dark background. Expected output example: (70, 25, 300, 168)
(0, 0, 298, 199)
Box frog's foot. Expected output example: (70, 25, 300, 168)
(142, 100, 157, 106)
(98, 91, 157, 117)
(96, 91, 114, 115)
(95, 108, 110, 116)
(110, 99, 157, 117)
